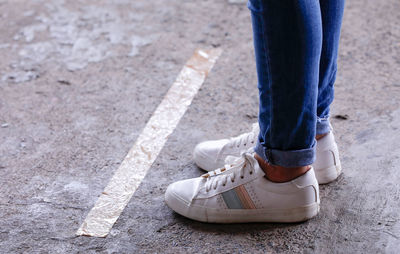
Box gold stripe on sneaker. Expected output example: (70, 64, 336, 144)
(235, 185, 256, 209)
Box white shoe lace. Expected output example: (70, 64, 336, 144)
(224, 124, 259, 150)
(202, 153, 255, 192)
(228, 131, 256, 149)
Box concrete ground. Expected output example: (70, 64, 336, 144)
(0, 0, 399, 253)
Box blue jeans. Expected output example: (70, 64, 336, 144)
(249, 0, 345, 167)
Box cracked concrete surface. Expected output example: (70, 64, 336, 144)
(0, 0, 399, 253)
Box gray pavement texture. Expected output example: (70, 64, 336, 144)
(0, 0, 399, 253)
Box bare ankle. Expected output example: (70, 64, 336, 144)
(254, 154, 311, 183)
(316, 132, 329, 140)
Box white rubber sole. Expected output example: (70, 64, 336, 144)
(165, 190, 320, 223)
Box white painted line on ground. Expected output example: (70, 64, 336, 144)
(76, 48, 222, 237)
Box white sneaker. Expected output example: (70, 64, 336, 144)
(314, 131, 342, 184)
(193, 123, 342, 184)
(165, 153, 320, 223)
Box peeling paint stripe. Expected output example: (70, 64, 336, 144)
(76, 48, 222, 237)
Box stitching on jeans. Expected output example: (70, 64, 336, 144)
(266, 149, 273, 165)
(256, 11, 274, 165)
(327, 67, 337, 87)
(318, 67, 337, 110)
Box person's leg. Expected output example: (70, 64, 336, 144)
(165, 0, 323, 223)
(316, 0, 345, 135)
(250, 0, 323, 172)
(192, 0, 344, 184)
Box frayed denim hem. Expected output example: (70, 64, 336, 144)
(316, 116, 332, 135)
(254, 139, 316, 168)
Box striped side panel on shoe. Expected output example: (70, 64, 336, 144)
(221, 185, 256, 209)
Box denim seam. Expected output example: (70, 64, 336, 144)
(257, 10, 274, 165)
(317, 66, 336, 118)
(327, 66, 338, 87)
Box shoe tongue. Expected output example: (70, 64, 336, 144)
(209, 153, 257, 180)
(233, 152, 256, 171)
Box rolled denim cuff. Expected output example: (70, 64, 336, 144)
(254, 139, 316, 167)
(316, 116, 332, 135)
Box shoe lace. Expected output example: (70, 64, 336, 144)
(225, 124, 258, 150)
(230, 132, 255, 148)
(202, 153, 254, 192)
